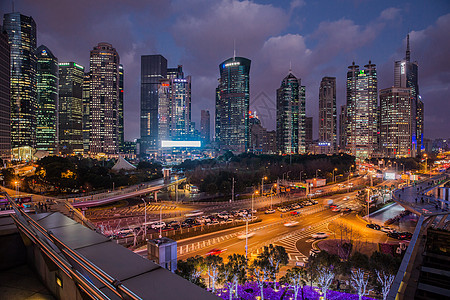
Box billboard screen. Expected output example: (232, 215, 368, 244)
(161, 141, 201, 148)
(384, 172, 396, 180)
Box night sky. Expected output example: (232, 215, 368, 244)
(1, 0, 449, 141)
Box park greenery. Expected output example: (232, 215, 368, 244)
(175, 152, 356, 195)
(1, 156, 162, 194)
(176, 245, 401, 300)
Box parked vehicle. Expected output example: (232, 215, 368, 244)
(312, 232, 329, 239)
(265, 209, 276, 214)
(381, 226, 396, 233)
(151, 221, 166, 229)
(366, 223, 381, 230)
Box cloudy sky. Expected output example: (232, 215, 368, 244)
(2, 0, 449, 141)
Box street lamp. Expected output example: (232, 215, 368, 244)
(316, 169, 321, 180)
(261, 176, 267, 196)
(332, 168, 338, 183)
(246, 190, 258, 260)
(347, 173, 353, 193)
(14, 181, 20, 198)
(174, 176, 179, 203)
(366, 189, 371, 221)
(141, 198, 147, 238)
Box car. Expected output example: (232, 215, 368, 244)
(206, 248, 225, 256)
(290, 211, 300, 215)
(207, 220, 220, 226)
(237, 232, 255, 240)
(311, 200, 318, 205)
(311, 232, 329, 239)
(366, 223, 381, 230)
(309, 249, 321, 257)
(329, 204, 338, 208)
(387, 232, 401, 239)
(277, 207, 287, 212)
(225, 218, 234, 224)
(218, 212, 229, 219)
(341, 207, 352, 212)
(381, 226, 396, 233)
(265, 209, 276, 214)
(398, 232, 412, 240)
(316, 190, 324, 193)
(331, 207, 341, 212)
(284, 221, 299, 227)
(151, 221, 166, 229)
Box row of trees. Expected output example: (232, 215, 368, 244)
(1, 156, 162, 194)
(175, 152, 355, 195)
(176, 245, 400, 300)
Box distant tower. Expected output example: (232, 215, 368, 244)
(319, 77, 336, 152)
(339, 105, 347, 151)
(0, 26, 11, 161)
(82, 72, 91, 154)
(346, 61, 378, 160)
(200, 110, 211, 145)
(118, 64, 124, 151)
(140, 55, 167, 155)
(3, 13, 37, 153)
(215, 57, 251, 153)
(35, 45, 58, 154)
(89, 42, 120, 155)
(59, 62, 84, 155)
(276, 71, 306, 154)
(394, 34, 421, 155)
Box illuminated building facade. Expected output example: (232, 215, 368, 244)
(319, 77, 336, 152)
(157, 78, 171, 144)
(276, 71, 306, 154)
(215, 57, 251, 153)
(35, 45, 58, 154)
(0, 26, 10, 161)
(3, 13, 37, 152)
(380, 87, 413, 158)
(200, 110, 210, 145)
(339, 105, 347, 151)
(89, 42, 120, 155)
(394, 34, 421, 155)
(82, 72, 90, 154)
(345, 61, 378, 160)
(305, 116, 313, 147)
(118, 64, 124, 151)
(58, 62, 84, 155)
(140, 55, 167, 155)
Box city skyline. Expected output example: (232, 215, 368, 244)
(1, 1, 448, 142)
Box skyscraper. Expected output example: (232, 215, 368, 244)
(394, 34, 421, 155)
(346, 61, 378, 160)
(305, 116, 313, 146)
(0, 26, 10, 161)
(319, 77, 336, 151)
(89, 42, 120, 155)
(379, 87, 413, 157)
(157, 77, 171, 143)
(276, 71, 306, 154)
(59, 62, 84, 155)
(82, 72, 91, 154)
(200, 110, 210, 145)
(339, 105, 347, 151)
(118, 64, 124, 151)
(140, 55, 167, 155)
(167, 66, 191, 140)
(35, 45, 58, 154)
(215, 57, 251, 153)
(3, 13, 37, 152)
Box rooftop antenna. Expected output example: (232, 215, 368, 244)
(289, 61, 292, 73)
(233, 39, 236, 61)
(406, 33, 410, 62)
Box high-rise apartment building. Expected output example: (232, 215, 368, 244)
(339, 105, 347, 151)
(0, 26, 10, 161)
(89, 42, 120, 155)
(35, 45, 58, 154)
(200, 110, 210, 145)
(82, 72, 90, 154)
(346, 61, 378, 160)
(319, 77, 336, 151)
(394, 34, 421, 155)
(59, 62, 84, 155)
(276, 71, 306, 154)
(379, 87, 413, 158)
(3, 13, 37, 152)
(118, 64, 124, 152)
(215, 57, 251, 153)
(140, 55, 167, 155)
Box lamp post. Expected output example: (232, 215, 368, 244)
(332, 168, 338, 183)
(159, 205, 164, 239)
(174, 176, 178, 203)
(261, 176, 267, 196)
(246, 190, 258, 260)
(347, 173, 353, 193)
(141, 198, 147, 238)
(15, 181, 19, 197)
(316, 169, 321, 180)
(366, 189, 371, 221)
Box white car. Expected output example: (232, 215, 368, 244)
(151, 222, 166, 229)
(237, 232, 255, 240)
(380, 226, 396, 233)
(265, 209, 276, 214)
(218, 212, 229, 219)
(311, 232, 329, 239)
(284, 221, 299, 227)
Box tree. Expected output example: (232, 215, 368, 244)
(251, 257, 272, 300)
(204, 254, 223, 293)
(259, 244, 289, 290)
(175, 256, 205, 288)
(376, 270, 395, 300)
(219, 254, 247, 300)
(316, 266, 334, 300)
(351, 268, 371, 300)
(280, 267, 308, 300)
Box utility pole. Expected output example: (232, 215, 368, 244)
(232, 177, 235, 202)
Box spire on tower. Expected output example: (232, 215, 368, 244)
(289, 61, 292, 73)
(233, 39, 236, 61)
(406, 34, 410, 62)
